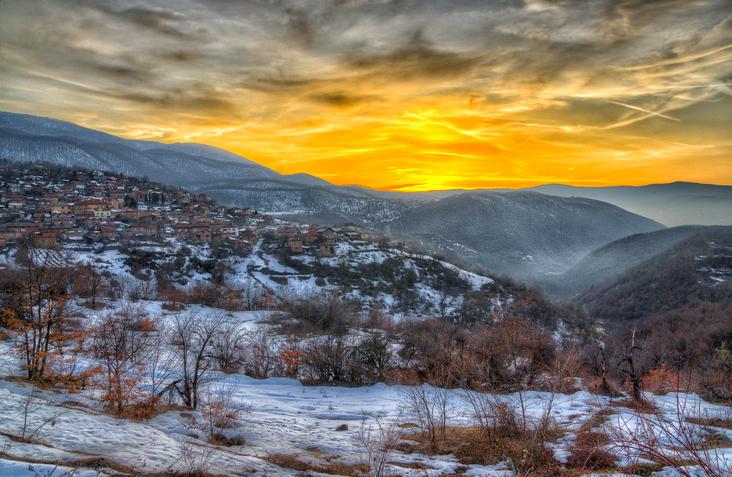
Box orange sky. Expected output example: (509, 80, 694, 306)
(1, 0, 730, 190)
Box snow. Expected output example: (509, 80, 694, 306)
(0, 325, 620, 477)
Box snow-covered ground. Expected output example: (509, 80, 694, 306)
(1, 245, 730, 476)
(1, 303, 731, 477)
(0, 331, 604, 477)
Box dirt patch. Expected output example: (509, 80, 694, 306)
(264, 453, 368, 476)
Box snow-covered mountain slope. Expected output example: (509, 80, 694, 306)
(576, 226, 732, 321)
(66, 239, 502, 321)
(0, 111, 418, 226)
(532, 182, 732, 227)
(542, 225, 711, 297)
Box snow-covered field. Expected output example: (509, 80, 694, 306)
(0, 333, 601, 477)
(1, 301, 730, 477)
(0, 244, 730, 476)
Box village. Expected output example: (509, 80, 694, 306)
(0, 161, 386, 257)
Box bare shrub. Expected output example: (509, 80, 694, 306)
(357, 417, 400, 477)
(242, 329, 280, 378)
(399, 384, 452, 451)
(177, 440, 214, 477)
(16, 390, 61, 442)
(288, 292, 359, 335)
(200, 383, 243, 432)
(301, 335, 353, 383)
(89, 304, 154, 415)
(606, 393, 732, 477)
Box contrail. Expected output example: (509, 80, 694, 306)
(607, 101, 680, 122)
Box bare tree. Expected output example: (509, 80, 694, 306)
(90, 304, 154, 415)
(3, 245, 73, 381)
(618, 327, 645, 402)
(238, 278, 264, 311)
(170, 312, 226, 409)
(146, 323, 177, 402)
(212, 321, 246, 373)
(243, 329, 279, 378)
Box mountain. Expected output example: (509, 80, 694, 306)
(0, 110, 675, 281)
(0, 111, 417, 226)
(381, 190, 664, 280)
(576, 227, 732, 321)
(544, 225, 710, 298)
(531, 183, 732, 227)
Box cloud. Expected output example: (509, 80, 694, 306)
(0, 0, 730, 188)
(307, 91, 379, 106)
(95, 5, 201, 39)
(346, 28, 486, 80)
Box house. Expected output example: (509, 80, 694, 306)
(0, 222, 42, 241)
(36, 230, 60, 249)
(61, 229, 85, 242)
(277, 226, 298, 239)
(302, 227, 320, 245)
(232, 238, 254, 254)
(130, 222, 160, 240)
(318, 227, 337, 243)
(73, 199, 111, 217)
(241, 228, 257, 244)
(51, 204, 72, 215)
(288, 237, 304, 254)
(173, 223, 212, 244)
(318, 242, 335, 257)
(99, 224, 117, 240)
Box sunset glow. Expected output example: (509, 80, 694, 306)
(1, 0, 730, 190)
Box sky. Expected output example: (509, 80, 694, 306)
(1, 0, 731, 191)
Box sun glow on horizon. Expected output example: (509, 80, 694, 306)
(1, 0, 730, 190)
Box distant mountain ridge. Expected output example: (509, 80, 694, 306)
(382, 190, 663, 279)
(529, 183, 732, 226)
(0, 111, 419, 226)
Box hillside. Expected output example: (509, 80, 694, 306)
(382, 190, 664, 280)
(577, 227, 732, 321)
(0, 111, 418, 226)
(545, 226, 710, 297)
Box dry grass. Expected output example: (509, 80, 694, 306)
(208, 432, 245, 447)
(687, 416, 732, 430)
(401, 426, 561, 472)
(566, 430, 617, 471)
(577, 407, 615, 434)
(618, 461, 665, 476)
(610, 398, 660, 414)
(264, 453, 369, 476)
